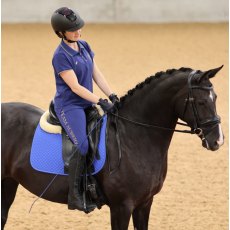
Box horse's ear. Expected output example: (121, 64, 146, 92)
(202, 65, 224, 79)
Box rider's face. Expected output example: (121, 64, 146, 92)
(65, 29, 82, 41)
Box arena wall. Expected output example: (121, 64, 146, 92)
(2, 0, 228, 23)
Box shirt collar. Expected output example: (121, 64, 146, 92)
(60, 39, 85, 57)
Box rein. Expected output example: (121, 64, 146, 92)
(111, 112, 194, 134)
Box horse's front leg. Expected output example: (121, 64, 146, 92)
(110, 203, 133, 230)
(132, 197, 153, 230)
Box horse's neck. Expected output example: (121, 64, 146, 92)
(118, 79, 179, 128)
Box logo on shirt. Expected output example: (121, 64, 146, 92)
(75, 61, 78, 65)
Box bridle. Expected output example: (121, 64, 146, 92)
(182, 70, 220, 139)
(111, 70, 220, 138)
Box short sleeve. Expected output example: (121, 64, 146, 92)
(52, 53, 73, 74)
(80, 40, 95, 59)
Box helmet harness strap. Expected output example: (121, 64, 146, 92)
(61, 32, 76, 43)
(55, 31, 77, 43)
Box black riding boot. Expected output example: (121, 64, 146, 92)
(68, 148, 96, 212)
(68, 148, 85, 210)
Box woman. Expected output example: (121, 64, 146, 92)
(51, 7, 119, 212)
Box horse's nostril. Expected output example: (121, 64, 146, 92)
(210, 141, 220, 151)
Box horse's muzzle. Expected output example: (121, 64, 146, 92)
(202, 124, 224, 151)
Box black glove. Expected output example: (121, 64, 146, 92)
(109, 93, 119, 104)
(97, 98, 114, 113)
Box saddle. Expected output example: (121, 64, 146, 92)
(47, 101, 102, 174)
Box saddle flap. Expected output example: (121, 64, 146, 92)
(85, 106, 102, 161)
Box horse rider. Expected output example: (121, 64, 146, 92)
(51, 7, 119, 211)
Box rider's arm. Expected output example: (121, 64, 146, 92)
(93, 61, 113, 97)
(60, 70, 100, 104)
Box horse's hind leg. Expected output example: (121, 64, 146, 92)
(132, 198, 153, 230)
(1, 178, 19, 229)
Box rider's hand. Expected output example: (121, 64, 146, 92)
(97, 98, 114, 113)
(109, 93, 119, 104)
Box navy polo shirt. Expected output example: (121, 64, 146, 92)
(52, 39, 95, 111)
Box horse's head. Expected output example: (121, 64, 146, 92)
(175, 66, 224, 151)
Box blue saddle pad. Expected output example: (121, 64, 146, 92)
(30, 115, 107, 176)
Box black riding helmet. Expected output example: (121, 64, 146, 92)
(51, 7, 84, 42)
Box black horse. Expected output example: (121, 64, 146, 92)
(2, 67, 224, 230)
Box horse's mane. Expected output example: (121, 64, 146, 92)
(118, 67, 197, 107)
